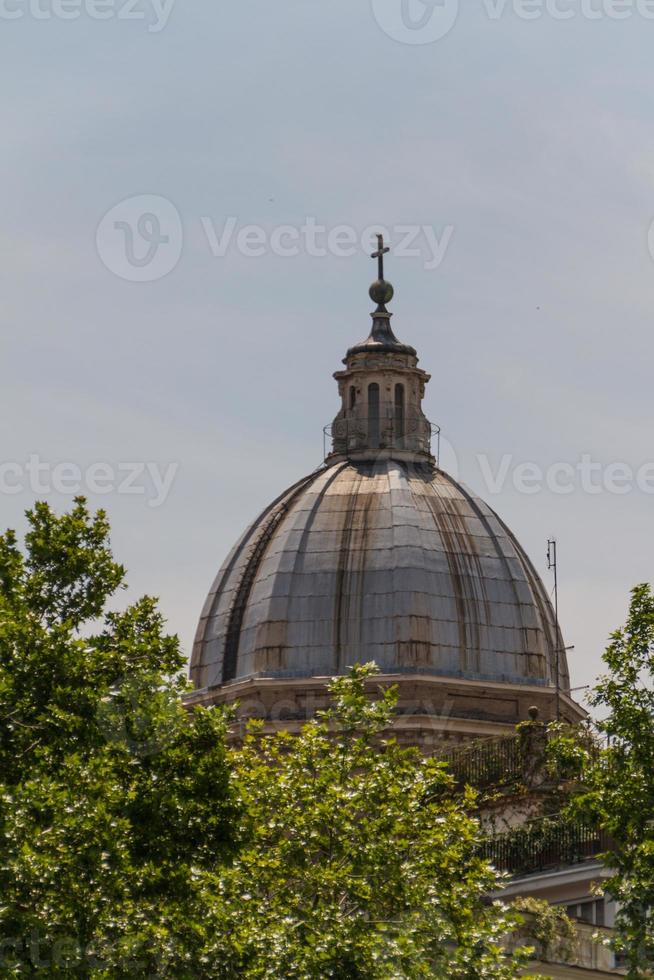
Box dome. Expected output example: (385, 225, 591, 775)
(190, 243, 578, 735)
(191, 458, 569, 694)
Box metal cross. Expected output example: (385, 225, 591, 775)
(371, 233, 390, 280)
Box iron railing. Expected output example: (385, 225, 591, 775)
(438, 736, 528, 791)
(480, 818, 612, 877)
(323, 417, 441, 462)
(436, 731, 602, 791)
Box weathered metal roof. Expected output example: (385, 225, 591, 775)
(346, 311, 417, 358)
(190, 460, 569, 694)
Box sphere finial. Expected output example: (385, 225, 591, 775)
(369, 278, 394, 307)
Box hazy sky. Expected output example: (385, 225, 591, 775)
(2, 0, 654, 706)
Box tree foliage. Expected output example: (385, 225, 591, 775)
(0, 499, 237, 976)
(0, 500, 539, 978)
(213, 665, 538, 979)
(551, 584, 654, 978)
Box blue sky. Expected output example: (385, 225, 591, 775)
(2, 0, 654, 702)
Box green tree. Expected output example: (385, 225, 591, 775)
(0, 499, 237, 977)
(210, 664, 539, 979)
(0, 500, 540, 978)
(552, 584, 654, 978)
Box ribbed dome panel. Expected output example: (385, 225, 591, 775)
(191, 460, 569, 693)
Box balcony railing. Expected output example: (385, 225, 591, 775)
(438, 736, 528, 791)
(480, 818, 612, 877)
(324, 416, 441, 461)
(436, 730, 602, 792)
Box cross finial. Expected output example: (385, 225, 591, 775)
(371, 233, 390, 281)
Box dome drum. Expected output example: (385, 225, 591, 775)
(185, 671, 585, 745)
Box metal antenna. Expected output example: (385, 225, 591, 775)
(547, 538, 560, 721)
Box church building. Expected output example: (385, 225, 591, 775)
(188, 241, 623, 977)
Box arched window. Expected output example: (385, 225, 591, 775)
(368, 383, 380, 448)
(349, 386, 356, 412)
(394, 383, 405, 445)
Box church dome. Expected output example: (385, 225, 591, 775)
(190, 240, 577, 734)
(190, 458, 568, 693)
